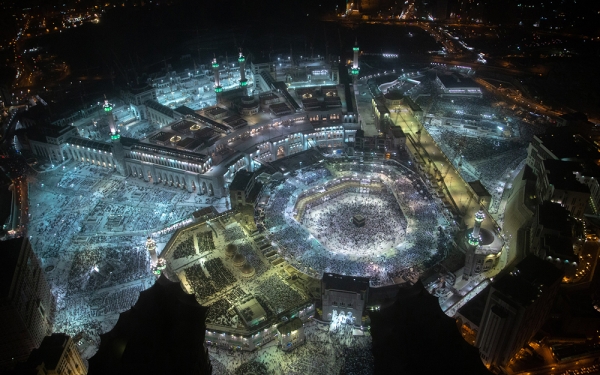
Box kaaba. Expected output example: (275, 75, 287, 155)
(352, 215, 366, 227)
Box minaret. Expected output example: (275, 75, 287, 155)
(104, 99, 117, 134)
(238, 50, 248, 89)
(468, 210, 485, 246)
(146, 236, 158, 265)
(351, 39, 360, 77)
(463, 209, 485, 280)
(212, 57, 222, 93)
(103, 99, 126, 176)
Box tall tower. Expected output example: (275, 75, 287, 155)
(463, 209, 485, 280)
(351, 39, 360, 77)
(103, 99, 117, 134)
(238, 50, 248, 89)
(146, 236, 158, 265)
(104, 99, 126, 176)
(212, 57, 222, 94)
(468, 209, 485, 246)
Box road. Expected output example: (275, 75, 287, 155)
(391, 107, 519, 274)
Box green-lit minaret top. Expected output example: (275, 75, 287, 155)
(238, 51, 248, 88)
(467, 210, 486, 246)
(212, 57, 222, 93)
(103, 99, 118, 136)
(351, 39, 359, 76)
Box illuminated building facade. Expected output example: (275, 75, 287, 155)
(277, 318, 306, 351)
(435, 73, 482, 97)
(28, 53, 361, 199)
(321, 273, 370, 327)
(203, 302, 314, 352)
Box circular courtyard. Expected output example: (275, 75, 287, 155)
(260, 162, 451, 285)
(298, 183, 407, 258)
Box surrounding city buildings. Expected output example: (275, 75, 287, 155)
(0, 238, 56, 369)
(20, 333, 87, 375)
(2, 2, 600, 373)
(476, 255, 563, 369)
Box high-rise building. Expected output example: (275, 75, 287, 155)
(0, 237, 56, 370)
(476, 255, 563, 368)
(21, 333, 87, 375)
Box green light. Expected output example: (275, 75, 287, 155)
(111, 133, 121, 141)
(467, 233, 479, 246)
(351, 68, 359, 75)
(238, 57, 245, 63)
(240, 80, 248, 87)
(104, 106, 112, 112)
(215, 86, 223, 93)
(353, 47, 359, 51)
(212, 63, 219, 68)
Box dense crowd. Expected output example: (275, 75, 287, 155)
(173, 236, 196, 259)
(222, 225, 245, 242)
(208, 320, 373, 375)
(260, 164, 447, 284)
(236, 241, 268, 277)
(185, 263, 217, 300)
(427, 126, 526, 213)
(301, 188, 406, 257)
(198, 231, 216, 251)
(66, 244, 149, 294)
(206, 299, 236, 327)
(92, 284, 145, 316)
(205, 258, 237, 290)
(295, 167, 332, 185)
(253, 275, 304, 315)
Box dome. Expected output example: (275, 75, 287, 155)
(225, 244, 238, 257)
(241, 95, 255, 104)
(240, 262, 255, 277)
(232, 253, 246, 267)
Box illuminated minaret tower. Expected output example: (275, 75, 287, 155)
(351, 39, 360, 77)
(146, 236, 158, 265)
(212, 57, 223, 94)
(463, 209, 486, 280)
(103, 99, 126, 176)
(238, 50, 248, 89)
(468, 210, 485, 246)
